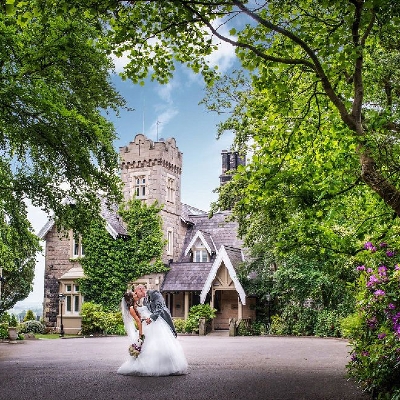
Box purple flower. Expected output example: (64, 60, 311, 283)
(386, 250, 395, 257)
(364, 242, 377, 252)
(374, 289, 385, 297)
(366, 275, 380, 287)
(378, 265, 387, 274)
(367, 316, 377, 329)
(378, 333, 387, 339)
(388, 303, 396, 310)
(395, 264, 400, 271)
(361, 350, 370, 357)
(380, 242, 388, 248)
(357, 265, 365, 271)
(367, 268, 374, 274)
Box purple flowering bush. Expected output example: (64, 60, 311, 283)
(347, 241, 400, 398)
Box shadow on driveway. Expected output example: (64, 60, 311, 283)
(0, 335, 370, 400)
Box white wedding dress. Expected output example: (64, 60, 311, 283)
(117, 303, 188, 376)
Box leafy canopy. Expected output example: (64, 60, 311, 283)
(0, 1, 125, 312)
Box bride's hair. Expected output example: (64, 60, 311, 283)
(123, 292, 134, 308)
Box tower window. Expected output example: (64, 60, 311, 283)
(134, 176, 147, 198)
(166, 176, 175, 203)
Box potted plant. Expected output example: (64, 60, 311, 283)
(8, 314, 18, 341)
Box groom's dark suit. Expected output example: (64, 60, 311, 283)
(144, 290, 177, 337)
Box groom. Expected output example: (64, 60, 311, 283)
(134, 284, 177, 338)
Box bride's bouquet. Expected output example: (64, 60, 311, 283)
(128, 335, 145, 358)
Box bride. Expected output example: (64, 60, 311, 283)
(117, 289, 188, 376)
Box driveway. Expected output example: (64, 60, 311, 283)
(0, 335, 370, 400)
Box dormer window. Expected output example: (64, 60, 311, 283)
(194, 249, 208, 262)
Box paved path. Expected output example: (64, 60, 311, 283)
(0, 335, 370, 400)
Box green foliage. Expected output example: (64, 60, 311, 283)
(269, 315, 286, 336)
(341, 313, 363, 340)
(0, 0, 125, 313)
(80, 302, 124, 335)
(0, 312, 11, 325)
(184, 304, 216, 333)
(9, 314, 18, 327)
(23, 310, 35, 322)
(0, 322, 8, 339)
(80, 198, 167, 311)
(314, 310, 342, 338)
(19, 320, 45, 334)
(346, 241, 400, 398)
(173, 318, 186, 334)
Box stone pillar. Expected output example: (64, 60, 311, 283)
(229, 318, 236, 336)
(199, 317, 206, 336)
(184, 292, 190, 320)
(238, 297, 243, 321)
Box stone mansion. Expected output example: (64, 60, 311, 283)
(38, 133, 255, 334)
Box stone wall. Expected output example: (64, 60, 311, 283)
(42, 227, 76, 328)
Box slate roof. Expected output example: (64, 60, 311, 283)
(224, 245, 244, 268)
(162, 210, 245, 293)
(37, 196, 127, 240)
(161, 262, 213, 291)
(180, 203, 207, 225)
(178, 211, 243, 262)
(100, 199, 127, 238)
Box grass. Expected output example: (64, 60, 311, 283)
(34, 333, 81, 339)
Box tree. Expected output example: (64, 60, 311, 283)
(0, 1, 125, 312)
(41, 0, 400, 236)
(23, 309, 35, 322)
(79, 198, 168, 311)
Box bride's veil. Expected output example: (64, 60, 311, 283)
(120, 296, 138, 342)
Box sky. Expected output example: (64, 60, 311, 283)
(16, 34, 240, 309)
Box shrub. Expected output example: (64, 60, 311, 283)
(173, 318, 186, 333)
(347, 241, 400, 399)
(20, 320, 45, 334)
(269, 314, 286, 335)
(252, 320, 268, 335)
(0, 322, 8, 339)
(80, 302, 124, 335)
(9, 314, 18, 327)
(184, 304, 216, 333)
(278, 305, 317, 336)
(237, 319, 253, 336)
(24, 310, 36, 322)
(314, 310, 342, 337)
(341, 312, 363, 339)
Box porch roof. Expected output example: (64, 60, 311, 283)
(161, 262, 213, 291)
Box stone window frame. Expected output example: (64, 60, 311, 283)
(62, 281, 82, 315)
(166, 174, 176, 203)
(192, 239, 209, 263)
(167, 228, 173, 256)
(71, 234, 84, 259)
(132, 173, 148, 199)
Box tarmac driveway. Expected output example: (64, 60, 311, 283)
(0, 335, 370, 400)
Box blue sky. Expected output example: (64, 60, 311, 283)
(18, 35, 239, 308)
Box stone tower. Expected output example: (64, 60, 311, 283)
(119, 134, 185, 264)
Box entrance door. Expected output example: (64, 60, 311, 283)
(213, 290, 238, 330)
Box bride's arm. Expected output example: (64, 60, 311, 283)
(129, 305, 143, 338)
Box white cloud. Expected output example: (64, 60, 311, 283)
(147, 108, 179, 140)
(204, 21, 237, 74)
(111, 52, 130, 74)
